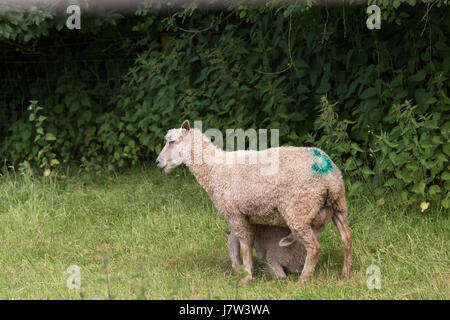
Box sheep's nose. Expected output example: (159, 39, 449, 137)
(155, 159, 160, 166)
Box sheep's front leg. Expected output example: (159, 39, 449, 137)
(238, 235, 255, 285)
(230, 219, 255, 285)
(227, 232, 243, 273)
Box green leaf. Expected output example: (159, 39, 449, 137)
(361, 166, 375, 176)
(411, 181, 426, 195)
(384, 178, 397, 187)
(432, 136, 444, 145)
(441, 171, 450, 181)
(296, 59, 309, 69)
(428, 185, 441, 195)
(351, 143, 364, 153)
(409, 70, 426, 82)
(443, 144, 450, 156)
(45, 133, 56, 141)
(442, 199, 450, 209)
(415, 89, 437, 111)
(360, 87, 376, 99)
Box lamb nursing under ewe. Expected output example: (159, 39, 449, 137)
(156, 120, 352, 285)
(228, 225, 307, 278)
(228, 206, 332, 278)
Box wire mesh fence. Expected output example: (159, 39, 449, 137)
(0, 37, 137, 137)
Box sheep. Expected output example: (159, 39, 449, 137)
(156, 120, 352, 285)
(228, 207, 332, 278)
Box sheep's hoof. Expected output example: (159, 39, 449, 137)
(296, 276, 310, 286)
(232, 266, 243, 274)
(238, 275, 253, 286)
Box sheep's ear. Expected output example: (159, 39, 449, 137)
(279, 234, 296, 247)
(181, 120, 190, 131)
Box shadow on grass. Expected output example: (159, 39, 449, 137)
(164, 241, 346, 283)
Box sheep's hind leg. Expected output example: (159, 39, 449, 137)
(283, 205, 322, 285)
(295, 226, 321, 285)
(332, 211, 352, 278)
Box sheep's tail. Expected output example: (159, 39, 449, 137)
(324, 168, 347, 218)
(330, 186, 347, 219)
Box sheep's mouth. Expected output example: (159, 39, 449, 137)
(162, 165, 175, 174)
(156, 161, 174, 174)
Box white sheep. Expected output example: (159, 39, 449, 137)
(156, 121, 352, 285)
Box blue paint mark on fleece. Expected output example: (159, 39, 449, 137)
(311, 148, 333, 174)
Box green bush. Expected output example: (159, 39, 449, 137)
(309, 97, 449, 208)
(0, 2, 449, 209)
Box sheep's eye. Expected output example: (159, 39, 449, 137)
(168, 140, 175, 145)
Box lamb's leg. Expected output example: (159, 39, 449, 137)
(266, 258, 287, 278)
(332, 211, 352, 278)
(227, 232, 243, 273)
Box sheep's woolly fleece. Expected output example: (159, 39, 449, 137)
(179, 128, 346, 234)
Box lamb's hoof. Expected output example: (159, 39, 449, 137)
(238, 275, 253, 286)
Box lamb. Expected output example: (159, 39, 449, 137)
(228, 207, 332, 278)
(156, 120, 352, 285)
(228, 226, 307, 278)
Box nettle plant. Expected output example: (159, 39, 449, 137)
(304, 96, 369, 198)
(20, 100, 59, 174)
(307, 97, 449, 209)
(372, 100, 450, 208)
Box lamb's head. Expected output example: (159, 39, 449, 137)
(156, 120, 191, 174)
(279, 233, 296, 247)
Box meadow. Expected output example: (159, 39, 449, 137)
(0, 166, 448, 299)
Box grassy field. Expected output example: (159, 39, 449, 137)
(0, 166, 448, 299)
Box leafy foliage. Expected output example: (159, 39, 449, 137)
(0, 2, 449, 209)
(310, 97, 449, 208)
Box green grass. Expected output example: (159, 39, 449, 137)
(0, 166, 448, 299)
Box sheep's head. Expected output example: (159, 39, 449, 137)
(156, 120, 191, 174)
